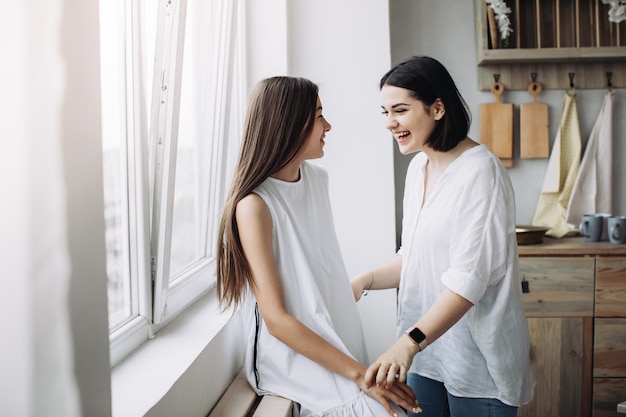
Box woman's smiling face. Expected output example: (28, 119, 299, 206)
(298, 96, 331, 161)
(380, 85, 442, 155)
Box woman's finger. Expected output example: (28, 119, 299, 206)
(369, 386, 410, 417)
(396, 379, 414, 398)
(376, 363, 390, 386)
(364, 363, 378, 388)
(389, 384, 415, 402)
(387, 391, 421, 414)
(385, 363, 399, 386)
(397, 366, 408, 384)
(381, 401, 395, 417)
(378, 383, 420, 415)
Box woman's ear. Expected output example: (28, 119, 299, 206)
(432, 98, 445, 121)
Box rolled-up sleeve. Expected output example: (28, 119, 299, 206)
(441, 160, 511, 304)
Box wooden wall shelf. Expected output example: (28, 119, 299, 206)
(475, 0, 626, 90)
(477, 61, 625, 90)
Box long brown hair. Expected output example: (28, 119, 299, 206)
(216, 76, 319, 310)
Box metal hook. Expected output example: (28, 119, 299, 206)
(568, 72, 575, 89)
(530, 72, 537, 83)
(493, 74, 500, 83)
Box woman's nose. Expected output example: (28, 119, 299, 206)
(385, 115, 396, 130)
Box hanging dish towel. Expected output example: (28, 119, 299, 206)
(566, 91, 614, 225)
(532, 91, 581, 237)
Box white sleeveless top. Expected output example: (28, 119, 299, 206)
(240, 162, 406, 417)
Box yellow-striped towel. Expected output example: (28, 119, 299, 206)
(532, 91, 581, 238)
(566, 91, 614, 225)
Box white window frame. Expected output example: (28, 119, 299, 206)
(106, 0, 245, 367)
(108, 0, 153, 365)
(149, 0, 188, 326)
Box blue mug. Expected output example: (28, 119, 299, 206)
(580, 214, 603, 242)
(608, 216, 626, 244)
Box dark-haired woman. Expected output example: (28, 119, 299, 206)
(216, 76, 418, 417)
(351, 57, 535, 417)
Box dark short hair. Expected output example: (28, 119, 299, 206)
(380, 56, 471, 152)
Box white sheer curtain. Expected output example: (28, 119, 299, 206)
(0, 1, 80, 416)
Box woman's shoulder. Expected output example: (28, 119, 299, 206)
(236, 193, 270, 220)
(302, 161, 330, 185)
(302, 160, 328, 176)
(455, 145, 515, 197)
(459, 144, 504, 174)
(405, 152, 427, 177)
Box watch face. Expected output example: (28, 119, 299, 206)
(409, 327, 426, 344)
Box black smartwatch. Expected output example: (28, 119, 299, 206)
(405, 327, 428, 351)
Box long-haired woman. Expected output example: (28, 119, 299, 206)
(217, 76, 418, 417)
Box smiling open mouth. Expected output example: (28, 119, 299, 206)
(395, 131, 410, 141)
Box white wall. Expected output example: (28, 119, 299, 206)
(245, 0, 288, 85)
(285, 1, 400, 360)
(2, 2, 82, 416)
(6, 0, 113, 416)
(389, 0, 625, 226)
(60, 0, 114, 415)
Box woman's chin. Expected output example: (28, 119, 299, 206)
(397, 143, 416, 155)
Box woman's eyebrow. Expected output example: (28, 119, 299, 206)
(381, 103, 410, 110)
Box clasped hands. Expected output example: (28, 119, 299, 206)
(364, 334, 422, 414)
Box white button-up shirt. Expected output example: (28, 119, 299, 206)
(397, 144, 535, 407)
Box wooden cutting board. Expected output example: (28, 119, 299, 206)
(520, 81, 549, 159)
(479, 81, 514, 167)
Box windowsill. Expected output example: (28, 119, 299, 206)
(110, 290, 241, 417)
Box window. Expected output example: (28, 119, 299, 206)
(99, 0, 245, 366)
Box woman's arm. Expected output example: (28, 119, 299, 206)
(364, 289, 473, 388)
(351, 255, 403, 301)
(236, 194, 419, 415)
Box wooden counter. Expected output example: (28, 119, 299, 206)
(518, 236, 626, 257)
(517, 236, 626, 417)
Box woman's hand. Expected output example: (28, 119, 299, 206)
(364, 335, 420, 388)
(357, 375, 421, 415)
(350, 274, 368, 302)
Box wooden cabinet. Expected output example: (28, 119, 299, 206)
(517, 239, 626, 417)
(518, 257, 594, 417)
(594, 258, 626, 417)
(520, 257, 594, 316)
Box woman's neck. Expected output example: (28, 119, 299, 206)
(423, 137, 477, 173)
(271, 161, 302, 182)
